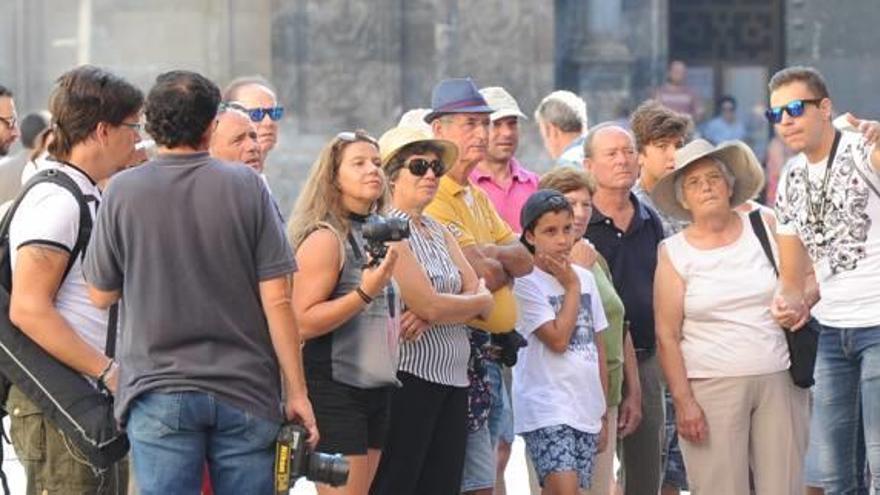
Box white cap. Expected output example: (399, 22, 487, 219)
(397, 108, 433, 135)
(479, 86, 527, 122)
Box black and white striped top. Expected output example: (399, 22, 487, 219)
(389, 208, 470, 387)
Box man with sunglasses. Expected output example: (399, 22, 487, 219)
(769, 66, 880, 494)
(0, 84, 19, 157)
(223, 76, 283, 158)
(424, 77, 534, 495)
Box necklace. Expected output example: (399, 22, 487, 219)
(803, 131, 841, 247)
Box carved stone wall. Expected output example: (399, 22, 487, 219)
(271, 0, 554, 137)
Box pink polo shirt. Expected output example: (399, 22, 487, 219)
(469, 157, 540, 233)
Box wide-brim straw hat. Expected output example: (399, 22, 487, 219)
(651, 139, 765, 221)
(377, 126, 459, 174)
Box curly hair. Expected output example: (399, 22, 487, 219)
(47, 65, 143, 159)
(629, 99, 692, 152)
(145, 70, 220, 148)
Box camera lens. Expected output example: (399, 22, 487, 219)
(308, 452, 350, 487)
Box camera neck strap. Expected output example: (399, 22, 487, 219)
(347, 231, 364, 262)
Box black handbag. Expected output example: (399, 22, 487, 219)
(748, 209, 820, 388)
(0, 169, 129, 471)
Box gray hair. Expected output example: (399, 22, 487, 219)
(583, 122, 635, 160)
(673, 157, 736, 207)
(534, 90, 587, 133)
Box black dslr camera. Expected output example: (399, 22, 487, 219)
(361, 216, 410, 267)
(274, 423, 349, 493)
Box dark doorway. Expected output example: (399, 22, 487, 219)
(669, 0, 785, 156)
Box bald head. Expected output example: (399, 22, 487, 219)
(210, 110, 263, 173)
(584, 124, 635, 159)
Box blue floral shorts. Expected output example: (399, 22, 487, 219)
(522, 424, 599, 489)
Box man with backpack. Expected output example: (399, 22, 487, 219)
(5, 65, 143, 494)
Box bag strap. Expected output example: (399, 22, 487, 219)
(1, 169, 92, 284)
(0, 169, 117, 357)
(748, 209, 779, 276)
(105, 303, 118, 358)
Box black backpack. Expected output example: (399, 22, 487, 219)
(0, 169, 128, 488)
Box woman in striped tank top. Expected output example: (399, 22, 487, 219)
(370, 127, 494, 495)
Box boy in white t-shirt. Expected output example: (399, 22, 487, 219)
(513, 190, 609, 494)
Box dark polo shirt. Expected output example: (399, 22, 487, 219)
(585, 193, 665, 351)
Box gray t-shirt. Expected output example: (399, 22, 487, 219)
(83, 152, 296, 423)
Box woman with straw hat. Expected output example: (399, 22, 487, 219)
(652, 139, 809, 494)
(370, 126, 494, 495)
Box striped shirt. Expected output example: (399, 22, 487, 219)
(389, 208, 470, 387)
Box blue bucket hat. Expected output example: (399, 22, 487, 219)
(424, 78, 495, 123)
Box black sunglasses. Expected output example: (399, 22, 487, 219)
(404, 158, 445, 177)
(764, 98, 823, 124)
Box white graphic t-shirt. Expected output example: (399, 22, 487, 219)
(776, 131, 880, 326)
(512, 265, 608, 434)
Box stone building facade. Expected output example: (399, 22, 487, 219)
(1, 0, 877, 212)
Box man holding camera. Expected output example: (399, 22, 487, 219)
(424, 77, 534, 495)
(83, 70, 317, 495)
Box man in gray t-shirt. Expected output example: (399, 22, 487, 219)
(83, 70, 317, 495)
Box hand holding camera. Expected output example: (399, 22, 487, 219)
(274, 423, 349, 493)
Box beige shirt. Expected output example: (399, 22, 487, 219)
(663, 212, 789, 378)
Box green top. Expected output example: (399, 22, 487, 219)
(591, 255, 625, 407)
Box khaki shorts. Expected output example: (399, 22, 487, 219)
(6, 386, 128, 495)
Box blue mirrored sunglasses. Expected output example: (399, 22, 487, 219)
(245, 106, 284, 122)
(764, 98, 823, 124)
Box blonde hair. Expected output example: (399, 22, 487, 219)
(287, 131, 388, 250)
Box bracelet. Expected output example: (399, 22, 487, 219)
(96, 359, 115, 390)
(355, 286, 373, 304)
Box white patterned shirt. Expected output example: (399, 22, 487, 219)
(775, 131, 880, 327)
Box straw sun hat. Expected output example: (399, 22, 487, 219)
(650, 139, 765, 221)
(377, 126, 458, 174)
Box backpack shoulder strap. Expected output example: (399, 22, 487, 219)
(1, 169, 92, 289)
(748, 209, 779, 277)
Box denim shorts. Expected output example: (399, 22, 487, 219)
(460, 421, 496, 491)
(522, 424, 599, 489)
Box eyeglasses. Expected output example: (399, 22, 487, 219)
(0, 115, 17, 130)
(764, 98, 823, 124)
(120, 122, 143, 132)
(244, 106, 284, 122)
(404, 158, 445, 177)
